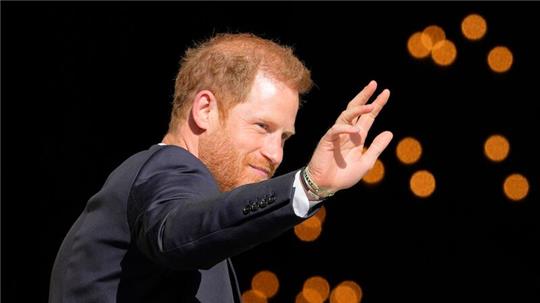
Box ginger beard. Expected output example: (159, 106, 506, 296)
(199, 122, 276, 192)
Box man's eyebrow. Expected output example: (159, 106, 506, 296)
(257, 116, 295, 138)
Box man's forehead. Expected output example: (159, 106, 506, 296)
(255, 73, 279, 96)
(228, 71, 299, 131)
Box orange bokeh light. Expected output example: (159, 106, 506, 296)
(484, 134, 510, 162)
(410, 170, 436, 198)
(251, 270, 279, 298)
(396, 136, 422, 165)
(503, 173, 529, 201)
(362, 159, 385, 184)
(303, 276, 330, 303)
(330, 281, 363, 303)
(431, 39, 457, 66)
(488, 46, 513, 73)
(302, 288, 324, 303)
(407, 32, 431, 59)
(295, 215, 322, 242)
(242, 289, 268, 303)
(314, 205, 326, 224)
(295, 292, 311, 303)
(462, 14, 487, 40)
(422, 25, 446, 49)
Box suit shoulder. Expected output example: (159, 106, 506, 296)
(137, 145, 213, 182)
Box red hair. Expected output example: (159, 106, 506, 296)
(169, 33, 313, 131)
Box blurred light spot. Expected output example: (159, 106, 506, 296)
(431, 39, 457, 66)
(242, 289, 267, 303)
(340, 281, 363, 302)
(410, 170, 436, 198)
(503, 173, 529, 201)
(462, 14, 487, 40)
(422, 25, 446, 49)
(330, 286, 357, 303)
(484, 134, 510, 162)
(396, 136, 422, 164)
(251, 270, 279, 298)
(303, 276, 330, 303)
(295, 215, 322, 242)
(330, 281, 363, 303)
(314, 205, 326, 224)
(488, 46, 513, 73)
(295, 292, 311, 303)
(362, 159, 385, 184)
(407, 32, 431, 59)
(302, 288, 324, 303)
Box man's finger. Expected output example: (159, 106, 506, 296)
(367, 88, 390, 119)
(336, 104, 374, 125)
(362, 131, 393, 168)
(346, 80, 377, 109)
(325, 124, 361, 141)
(355, 88, 390, 132)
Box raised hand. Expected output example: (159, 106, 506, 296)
(306, 80, 393, 195)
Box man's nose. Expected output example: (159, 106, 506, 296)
(261, 134, 283, 167)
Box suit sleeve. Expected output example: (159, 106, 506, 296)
(127, 146, 309, 270)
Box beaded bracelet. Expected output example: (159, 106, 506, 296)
(300, 166, 335, 200)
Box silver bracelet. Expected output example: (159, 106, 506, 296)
(301, 166, 335, 199)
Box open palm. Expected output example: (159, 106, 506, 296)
(307, 81, 393, 193)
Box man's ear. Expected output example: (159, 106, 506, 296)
(191, 90, 219, 131)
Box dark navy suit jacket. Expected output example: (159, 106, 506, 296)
(49, 144, 308, 302)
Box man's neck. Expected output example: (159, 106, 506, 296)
(162, 128, 199, 157)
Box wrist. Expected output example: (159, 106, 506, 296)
(300, 166, 335, 200)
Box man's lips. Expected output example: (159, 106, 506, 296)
(249, 164, 271, 178)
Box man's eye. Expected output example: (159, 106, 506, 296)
(256, 123, 268, 131)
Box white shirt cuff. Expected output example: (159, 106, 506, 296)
(292, 171, 323, 218)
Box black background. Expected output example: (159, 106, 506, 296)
(2, 2, 539, 303)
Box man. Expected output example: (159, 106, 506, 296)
(49, 33, 393, 303)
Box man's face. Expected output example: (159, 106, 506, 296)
(199, 73, 299, 192)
